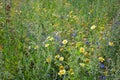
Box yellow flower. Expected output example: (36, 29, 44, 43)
(83, 52, 90, 57)
(49, 37, 54, 41)
(80, 47, 85, 53)
(62, 40, 68, 45)
(45, 44, 49, 47)
(46, 58, 51, 63)
(58, 69, 66, 76)
(84, 58, 90, 63)
(109, 42, 114, 46)
(98, 57, 105, 62)
(47, 36, 54, 41)
(55, 54, 60, 59)
(80, 63, 85, 67)
(59, 57, 64, 61)
(91, 25, 96, 30)
(69, 69, 74, 75)
(59, 65, 64, 70)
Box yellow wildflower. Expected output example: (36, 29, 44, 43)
(98, 57, 105, 62)
(59, 57, 64, 61)
(55, 54, 60, 59)
(109, 42, 114, 46)
(91, 25, 96, 30)
(59, 65, 64, 70)
(49, 37, 54, 41)
(62, 40, 68, 45)
(84, 58, 90, 63)
(80, 47, 85, 53)
(45, 44, 49, 47)
(80, 63, 85, 67)
(46, 58, 51, 63)
(69, 69, 74, 75)
(58, 69, 66, 76)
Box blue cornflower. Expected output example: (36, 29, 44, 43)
(71, 31, 77, 37)
(85, 41, 90, 45)
(99, 75, 106, 80)
(100, 63, 105, 69)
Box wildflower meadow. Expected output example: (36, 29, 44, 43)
(0, 0, 120, 80)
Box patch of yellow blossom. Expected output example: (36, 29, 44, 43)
(55, 54, 60, 59)
(58, 69, 66, 76)
(80, 47, 85, 53)
(59, 57, 64, 61)
(98, 57, 105, 62)
(45, 44, 49, 47)
(80, 63, 85, 67)
(69, 69, 74, 75)
(91, 25, 96, 30)
(109, 42, 114, 46)
(62, 40, 68, 45)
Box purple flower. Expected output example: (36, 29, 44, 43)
(100, 63, 105, 69)
(99, 75, 106, 80)
(86, 41, 90, 45)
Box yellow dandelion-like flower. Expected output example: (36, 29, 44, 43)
(84, 58, 90, 63)
(98, 57, 105, 62)
(69, 69, 74, 75)
(58, 69, 66, 76)
(62, 40, 68, 45)
(59, 65, 64, 70)
(59, 57, 64, 61)
(91, 25, 96, 30)
(45, 44, 49, 47)
(46, 58, 51, 63)
(80, 47, 85, 53)
(109, 42, 114, 46)
(49, 37, 54, 41)
(80, 63, 85, 67)
(55, 54, 60, 59)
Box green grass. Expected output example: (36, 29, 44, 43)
(0, 0, 120, 80)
